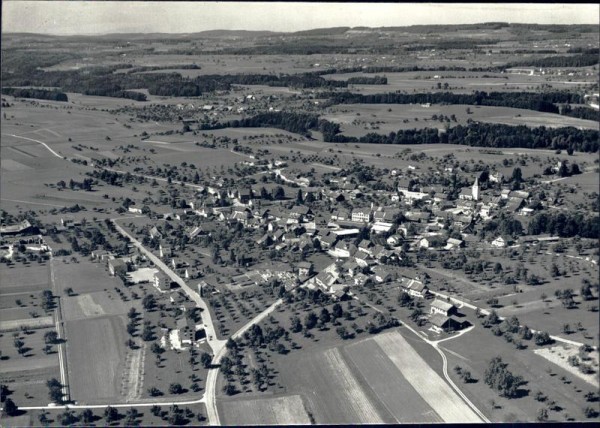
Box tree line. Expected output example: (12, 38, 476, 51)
(1, 87, 68, 102)
(327, 90, 585, 114)
(505, 53, 599, 68)
(322, 121, 600, 153)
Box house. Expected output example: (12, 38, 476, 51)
(0, 220, 34, 236)
(153, 271, 171, 291)
(351, 207, 372, 223)
(128, 206, 143, 214)
(491, 236, 507, 248)
(108, 258, 127, 276)
(430, 299, 457, 317)
(429, 314, 466, 333)
(352, 272, 370, 287)
(400, 277, 429, 298)
(371, 266, 393, 283)
(176, 317, 195, 346)
(290, 206, 312, 221)
(315, 270, 338, 290)
(149, 226, 163, 240)
(445, 238, 464, 250)
(500, 189, 511, 199)
(296, 261, 313, 277)
(91, 250, 112, 261)
(318, 231, 338, 249)
(330, 209, 351, 222)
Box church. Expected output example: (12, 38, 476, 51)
(458, 178, 480, 201)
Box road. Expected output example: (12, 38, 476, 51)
(204, 297, 283, 425)
(353, 294, 489, 423)
(3, 134, 64, 159)
(49, 254, 70, 403)
(111, 219, 224, 356)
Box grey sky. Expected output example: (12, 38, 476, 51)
(2, 2, 599, 35)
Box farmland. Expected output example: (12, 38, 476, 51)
(219, 394, 311, 425)
(323, 103, 599, 137)
(1, 11, 599, 427)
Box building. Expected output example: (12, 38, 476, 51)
(153, 271, 170, 291)
(296, 261, 313, 277)
(400, 277, 429, 298)
(491, 236, 507, 248)
(430, 299, 457, 317)
(429, 314, 466, 333)
(108, 258, 127, 276)
(351, 207, 372, 223)
(458, 178, 480, 201)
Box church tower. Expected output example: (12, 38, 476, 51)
(472, 177, 480, 201)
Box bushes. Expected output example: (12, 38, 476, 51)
(534, 331, 554, 346)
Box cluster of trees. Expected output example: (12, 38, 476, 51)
(83, 88, 146, 101)
(202, 111, 320, 136)
(321, 121, 599, 153)
(46, 378, 63, 403)
(484, 356, 525, 398)
(527, 212, 599, 239)
(328, 90, 585, 114)
(56, 178, 94, 191)
(347, 76, 388, 84)
(561, 105, 599, 121)
(505, 53, 599, 68)
(1, 87, 68, 102)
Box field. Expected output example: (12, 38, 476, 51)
(272, 327, 485, 424)
(322, 70, 597, 94)
(279, 346, 386, 424)
(219, 394, 311, 425)
(441, 316, 599, 422)
(65, 316, 128, 404)
(322, 103, 599, 137)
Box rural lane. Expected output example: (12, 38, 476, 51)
(3, 134, 64, 159)
(204, 297, 284, 425)
(111, 218, 284, 425)
(428, 290, 589, 348)
(110, 219, 225, 356)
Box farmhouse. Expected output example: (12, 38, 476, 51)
(108, 258, 127, 276)
(430, 299, 457, 317)
(400, 277, 429, 298)
(429, 314, 467, 333)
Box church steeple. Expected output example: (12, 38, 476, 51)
(472, 177, 480, 201)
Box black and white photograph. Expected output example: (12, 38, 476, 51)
(1, 1, 599, 425)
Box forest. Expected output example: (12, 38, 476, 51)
(327, 90, 586, 114)
(1, 87, 68, 101)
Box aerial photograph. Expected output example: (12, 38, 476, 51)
(0, 1, 599, 425)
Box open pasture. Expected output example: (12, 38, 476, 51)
(323, 103, 598, 137)
(66, 315, 127, 403)
(0, 365, 61, 407)
(323, 70, 597, 94)
(441, 320, 598, 422)
(219, 394, 311, 425)
(534, 344, 599, 387)
(0, 264, 49, 295)
(52, 258, 123, 296)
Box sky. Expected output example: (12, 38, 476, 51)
(2, 2, 599, 35)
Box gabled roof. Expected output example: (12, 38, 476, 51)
(430, 299, 455, 312)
